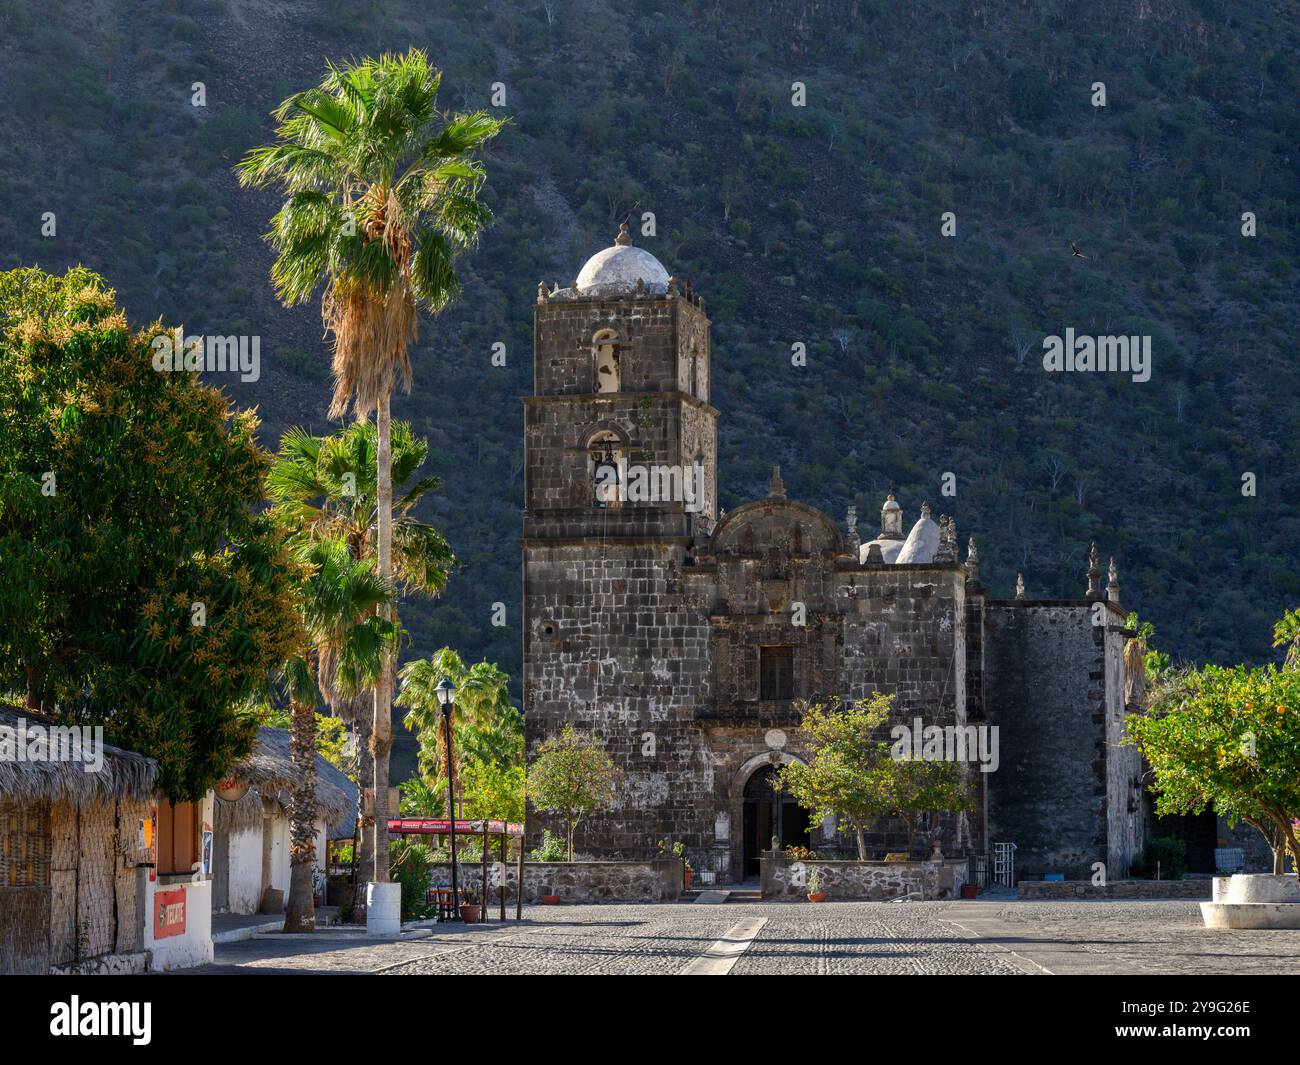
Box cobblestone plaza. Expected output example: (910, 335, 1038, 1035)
(191, 899, 1300, 977)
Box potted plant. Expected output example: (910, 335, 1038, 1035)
(459, 887, 481, 924)
(659, 838, 691, 890)
(540, 893, 561, 905)
(807, 866, 827, 903)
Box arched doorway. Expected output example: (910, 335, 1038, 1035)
(741, 764, 810, 879)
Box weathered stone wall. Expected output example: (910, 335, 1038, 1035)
(524, 280, 723, 865)
(523, 542, 717, 859)
(1219, 817, 1278, 873)
(985, 602, 1137, 878)
(534, 293, 681, 396)
(833, 563, 975, 855)
(1017, 878, 1210, 900)
(762, 857, 969, 900)
(1104, 612, 1144, 875)
(429, 859, 682, 903)
(522, 252, 1132, 885)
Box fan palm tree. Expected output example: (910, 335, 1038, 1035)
(397, 649, 519, 815)
(267, 420, 455, 912)
(280, 535, 395, 932)
(237, 51, 502, 887)
(267, 420, 455, 597)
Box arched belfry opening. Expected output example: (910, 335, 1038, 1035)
(587, 429, 623, 508)
(741, 762, 810, 879)
(593, 328, 620, 393)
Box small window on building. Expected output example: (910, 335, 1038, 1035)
(594, 329, 620, 393)
(156, 800, 200, 877)
(760, 646, 795, 701)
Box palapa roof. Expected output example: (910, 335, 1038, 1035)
(217, 726, 356, 832)
(0, 706, 158, 806)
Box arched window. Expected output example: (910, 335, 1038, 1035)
(593, 329, 620, 393)
(587, 430, 623, 508)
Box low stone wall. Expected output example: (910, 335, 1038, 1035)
(428, 859, 682, 903)
(762, 857, 968, 900)
(1017, 879, 1212, 900)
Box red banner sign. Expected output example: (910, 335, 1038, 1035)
(386, 818, 524, 837)
(154, 887, 187, 939)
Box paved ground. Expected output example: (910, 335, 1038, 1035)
(186, 898, 1300, 975)
(936, 900, 1300, 976)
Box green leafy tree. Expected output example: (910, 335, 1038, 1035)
(778, 694, 898, 860)
(1127, 659, 1300, 874)
(266, 421, 455, 596)
(1125, 612, 1170, 706)
(461, 758, 525, 823)
(528, 724, 622, 861)
(884, 756, 971, 856)
(0, 266, 299, 799)
(1273, 608, 1300, 671)
(238, 48, 504, 884)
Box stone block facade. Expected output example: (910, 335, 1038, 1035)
(762, 857, 970, 900)
(428, 859, 682, 903)
(984, 601, 1143, 879)
(521, 233, 1145, 886)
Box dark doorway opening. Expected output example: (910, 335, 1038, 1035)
(741, 763, 810, 878)
(1153, 809, 1218, 873)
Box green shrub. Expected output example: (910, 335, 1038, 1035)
(390, 838, 434, 919)
(529, 829, 568, 862)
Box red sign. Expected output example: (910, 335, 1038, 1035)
(154, 887, 187, 939)
(215, 777, 250, 802)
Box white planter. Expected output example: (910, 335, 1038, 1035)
(365, 881, 402, 937)
(1200, 874, 1300, 929)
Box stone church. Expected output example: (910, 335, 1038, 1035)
(522, 226, 1145, 884)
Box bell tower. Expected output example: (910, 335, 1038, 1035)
(522, 224, 717, 542)
(521, 227, 719, 857)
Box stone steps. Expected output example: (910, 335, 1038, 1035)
(680, 888, 763, 903)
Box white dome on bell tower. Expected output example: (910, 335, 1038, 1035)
(574, 223, 670, 296)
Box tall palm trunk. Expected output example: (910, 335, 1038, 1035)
(372, 391, 394, 884)
(284, 688, 318, 931)
(350, 705, 374, 921)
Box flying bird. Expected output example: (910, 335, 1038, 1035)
(1070, 241, 1089, 259)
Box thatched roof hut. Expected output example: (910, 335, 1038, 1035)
(0, 706, 157, 806)
(217, 726, 355, 833)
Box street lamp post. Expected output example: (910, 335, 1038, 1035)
(434, 677, 459, 920)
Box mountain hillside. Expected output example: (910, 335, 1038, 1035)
(2, 0, 1296, 724)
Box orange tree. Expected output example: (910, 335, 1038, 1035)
(0, 266, 299, 799)
(528, 724, 621, 862)
(778, 694, 897, 860)
(1127, 658, 1300, 874)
